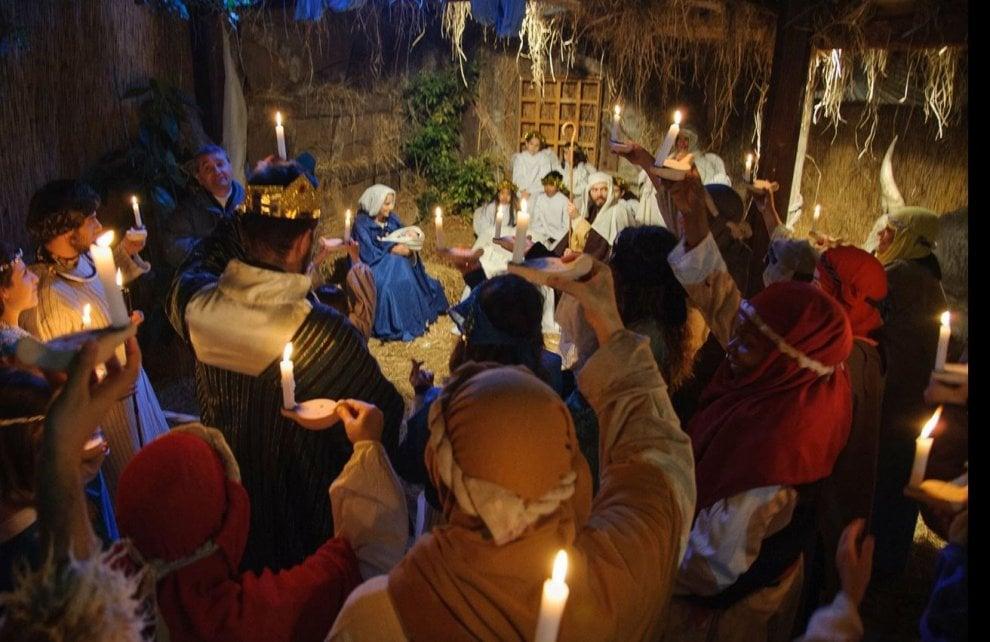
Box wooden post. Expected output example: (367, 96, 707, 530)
(746, 0, 814, 292)
(189, 11, 226, 144)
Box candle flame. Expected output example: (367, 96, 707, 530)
(520, 197, 528, 213)
(345, 208, 352, 221)
(282, 342, 293, 362)
(131, 195, 138, 207)
(813, 204, 821, 221)
(275, 111, 283, 127)
(940, 310, 950, 328)
(115, 268, 123, 287)
(921, 406, 943, 439)
(81, 303, 92, 328)
(435, 206, 442, 221)
(613, 104, 621, 118)
(673, 110, 682, 125)
(745, 153, 753, 166)
(95, 230, 115, 248)
(551, 550, 568, 583)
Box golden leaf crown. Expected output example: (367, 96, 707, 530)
(238, 175, 323, 220)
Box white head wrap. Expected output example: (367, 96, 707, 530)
(358, 184, 396, 219)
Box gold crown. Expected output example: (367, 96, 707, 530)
(238, 175, 323, 220)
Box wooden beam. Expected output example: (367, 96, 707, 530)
(746, 0, 813, 293)
(189, 11, 226, 145)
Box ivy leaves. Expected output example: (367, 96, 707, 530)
(403, 64, 497, 220)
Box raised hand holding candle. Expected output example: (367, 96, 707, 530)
(343, 209, 352, 243)
(655, 110, 682, 165)
(494, 204, 505, 239)
(275, 111, 287, 161)
(512, 198, 530, 264)
(743, 153, 754, 182)
(610, 104, 622, 142)
(90, 231, 130, 328)
(935, 311, 950, 371)
(435, 206, 446, 249)
(909, 406, 942, 487)
(280, 342, 296, 411)
(534, 550, 570, 642)
(130, 195, 144, 229)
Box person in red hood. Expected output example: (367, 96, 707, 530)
(810, 245, 888, 603)
(115, 399, 407, 642)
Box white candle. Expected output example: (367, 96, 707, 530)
(935, 311, 950, 372)
(812, 204, 822, 232)
(275, 111, 287, 161)
(90, 231, 130, 328)
(494, 204, 505, 239)
(512, 199, 530, 264)
(534, 550, 570, 642)
(743, 153, 754, 182)
(81, 303, 92, 329)
(654, 110, 682, 165)
(343, 209, 352, 244)
(435, 206, 445, 250)
(280, 342, 296, 411)
(909, 406, 942, 487)
(130, 195, 144, 229)
(610, 104, 622, 142)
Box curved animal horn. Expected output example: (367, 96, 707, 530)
(880, 135, 905, 214)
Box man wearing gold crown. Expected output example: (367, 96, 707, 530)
(21, 180, 169, 494)
(168, 158, 406, 573)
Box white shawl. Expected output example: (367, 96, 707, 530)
(358, 184, 396, 218)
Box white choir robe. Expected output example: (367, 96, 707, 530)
(529, 191, 570, 250)
(511, 148, 561, 198)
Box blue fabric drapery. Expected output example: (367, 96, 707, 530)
(470, 0, 526, 37)
(295, 0, 434, 22)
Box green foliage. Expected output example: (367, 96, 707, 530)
(403, 64, 497, 219)
(84, 78, 195, 218)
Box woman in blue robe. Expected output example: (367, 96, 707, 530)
(354, 184, 448, 341)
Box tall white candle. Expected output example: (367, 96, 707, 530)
(343, 209, 352, 244)
(280, 342, 296, 411)
(935, 311, 950, 372)
(512, 199, 530, 264)
(275, 111, 287, 161)
(81, 303, 92, 329)
(130, 195, 144, 229)
(743, 153, 754, 182)
(610, 105, 622, 142)
(909, 406, 942, 487)
(812, 204, 822, 231)
(90, 231, 130, 328)
(534, 550, 570, 642)
(654, 110, 682, 165)
(494, 204, 505, 239)
(435, 206, 445, 250)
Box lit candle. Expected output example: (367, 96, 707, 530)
(343, 209, 352, 244)
(435, 206, 445, 250)
(90, 231, 130, 328)
(494, 204, 505, 239)
(610, 104, 622, 142)
(275, 111, 287, 161)
(534, 550, 570, 642)
(130, 195, 144, 229)
(512, 199, 530, 264)
(654, 110, 682, 165)
(909, 406, 942, 487)
(743, 153, 754, 183)
(812, 204, 822, 231)
(280, 342, 296, 411)
(935, 311, 950, 372)
(81, 303, 92, 329)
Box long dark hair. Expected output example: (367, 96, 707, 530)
(0, 241, 21, 317)
(610, 226, 694, 390)
(0, 367, 51, 508)
(449, 274, 549, 383)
